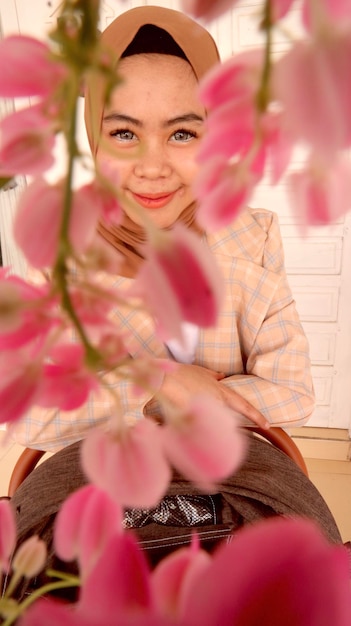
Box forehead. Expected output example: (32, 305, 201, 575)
(110, 54, 199, 102)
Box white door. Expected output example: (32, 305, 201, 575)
(1, 0, 351, 431)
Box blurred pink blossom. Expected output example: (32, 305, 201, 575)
(182, 0, 295, 23)
(81, 420, 172, 509)
(0, 352, 43, 424)
(184, 517, 351, 626)
(151, 535, 211, 620)
(0, 271, 58, 348)
(131, 224, 224, 343)
(54, 484, 123, 579)
(195, 51, 292, 229)
(80, 181, 122, 225)
(12, 536, 47, 579)
(19, 532, 160, 626)
(19, 517, 351, 626)
(68, 284, 115, 329)
(194, 156, 259, 230)
(273, 31, 351, 156)
(199, 50, 262, 111)
(161, 394, 246, 490)
(302, 0, 351, 31)
(0, 500, 16, 572)
(181, 0, 240, 20)
(0, 35, 67, 98)
(14, 179, 100, 268)
(288, 155, 351, 231)
(39, 344, 99, 411)
(0, 104, 56, 177)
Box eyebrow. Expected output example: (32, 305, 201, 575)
(102, 112, 205, 127)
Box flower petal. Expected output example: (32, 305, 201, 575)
(54, 484, 123, 579)
(162, 394, 247, 489)
(81, 421, 172, 509)
(185, 517, 351, 626)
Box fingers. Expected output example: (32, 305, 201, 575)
(222, 387, 270, 430)
(213, 371, 226, 381)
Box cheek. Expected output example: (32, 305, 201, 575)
(96, 152, 130, 186)
(181, 155, 201, 185)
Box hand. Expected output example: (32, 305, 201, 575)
(159, 363, 269, 429)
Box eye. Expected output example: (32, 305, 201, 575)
(110, 129, 136, 142)
(171, 129, 198, 142)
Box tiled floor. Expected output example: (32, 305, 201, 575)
(0, 434, 350, 542)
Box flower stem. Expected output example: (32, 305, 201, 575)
(52, 75, 102, 370)
(256, 0, 273, 112)
(1, 577, 80, 626)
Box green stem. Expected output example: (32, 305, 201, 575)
(52, 75, 102, 369)
(256, 0, 273, 113)
(1, 578, 80, 626)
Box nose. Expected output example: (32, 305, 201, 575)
(134, 141, 172, 179)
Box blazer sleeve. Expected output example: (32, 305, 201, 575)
(218, 211, 315, 427)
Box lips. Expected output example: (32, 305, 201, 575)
(131, 191, 177, 209)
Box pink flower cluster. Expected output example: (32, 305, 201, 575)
(0, 1, 350, 622)
(7, 491, 348, 626)
(186, 0, 351, 230)
(0, 35, 225, 430)
(81, 392, 246, 510)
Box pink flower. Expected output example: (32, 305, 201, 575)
(181, 0, 240, 20)
(195, 52, 292, 229)
(19, 518, 351, 626)
(12, 536, 47, 579)
(185, 517, 351, 626)
(68, 284, 115, 329)
(0, 272, 58, 349)
(199, 50, 263, 112)
(0, 352, 43, 424)
(81, 420, 172, 509)
(302, 0, 351, 32)
(273, 32, 351, 156)
(182, 0, 295, 21)
(14, 179, 100, 268)
(0, 35, 67, 98)
(80, 181, 122, 225)
(54, 484, 123, 579)
(194, 156, 258, 230)
(131, 225, 224, 343)
(0, 500, 16, 572)
(288, 154, 351, 230)
(152, 536, 211, 620)
(38, 344, 99, 411)
(161, 394, 247, 490)
(20, 533, 160, 626)
(0, 104, 56, 177)
(78, 532, 154, 622)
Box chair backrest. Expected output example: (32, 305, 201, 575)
(8, 448, 45, 497)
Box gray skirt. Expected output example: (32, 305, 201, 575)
(7, 433, 342, 602)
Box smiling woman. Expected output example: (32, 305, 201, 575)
(6, 4, 340, 606)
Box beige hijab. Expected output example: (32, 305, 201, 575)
(84, 5, 220, 276)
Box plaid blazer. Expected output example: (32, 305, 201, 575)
(10, 208, 315, 451)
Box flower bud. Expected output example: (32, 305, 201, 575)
(12, 536, 47, 579)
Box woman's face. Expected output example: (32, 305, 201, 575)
(96, 54, 206, 229)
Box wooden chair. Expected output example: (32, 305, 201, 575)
(7, 427, 308, 497)
(8, 448, 46, 497)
